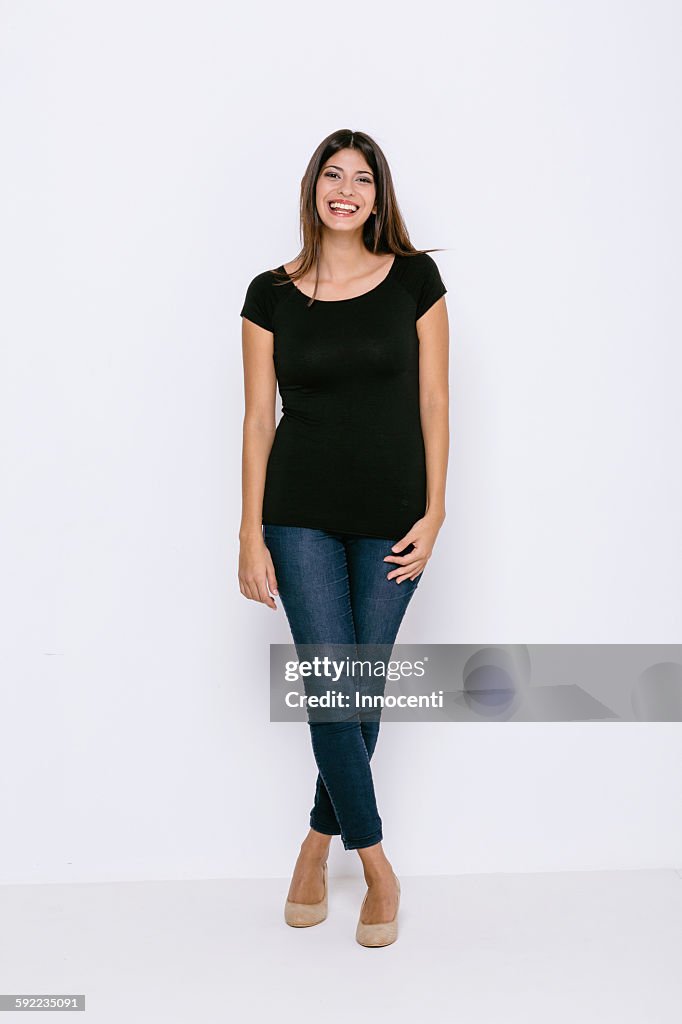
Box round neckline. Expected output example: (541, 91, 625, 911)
(280, 254, 398, 304)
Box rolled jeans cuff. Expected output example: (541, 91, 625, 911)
(341, 828, 383, 851)
(309, 814, 341, 836)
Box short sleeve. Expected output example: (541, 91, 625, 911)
(240, 271, 276, 332)
(416, 254, 447, 320)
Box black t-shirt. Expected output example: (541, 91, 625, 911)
(239, 251, 447, 540)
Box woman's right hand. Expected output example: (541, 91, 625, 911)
(238, 533, 279, 610)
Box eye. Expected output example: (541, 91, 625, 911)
(323, 171, 374, 184)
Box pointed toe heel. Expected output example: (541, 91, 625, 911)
(284, 861, 328, 927)
(355, 873, 400, 947)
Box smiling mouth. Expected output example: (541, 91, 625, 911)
(328, 201, 359, 217)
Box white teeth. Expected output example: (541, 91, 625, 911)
(330, 202, 358, 212)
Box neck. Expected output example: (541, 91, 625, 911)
(317, 232, 372, 280)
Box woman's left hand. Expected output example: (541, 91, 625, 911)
(383, 513, 444, 583)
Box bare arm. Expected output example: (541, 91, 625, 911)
(384, 295, 450, 583)
(418, 295, 449, 526)
(238, 317, 279, 609)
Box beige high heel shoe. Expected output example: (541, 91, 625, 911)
(355, 872, 400, 947)
(284, 861, 328, 927)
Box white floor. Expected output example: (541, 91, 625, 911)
(1, 869, 681, 1023)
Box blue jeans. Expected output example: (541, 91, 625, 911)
(262, 525, 422, 850)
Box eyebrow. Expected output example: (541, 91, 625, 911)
(324, 164, 374, 176)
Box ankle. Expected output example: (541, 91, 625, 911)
(361, 860, 393, 885)
(300, 833, 330, 861)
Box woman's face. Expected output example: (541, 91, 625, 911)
(315, 148, 377, 232)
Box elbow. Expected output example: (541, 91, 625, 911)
(420, 393, 449, 415)
(243, 413, 276, 435)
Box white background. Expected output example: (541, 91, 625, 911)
(1, 0, 681, 885)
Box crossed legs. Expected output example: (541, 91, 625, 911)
(262, 525, 421, 922)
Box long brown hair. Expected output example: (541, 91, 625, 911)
(272, 128, 444, 306)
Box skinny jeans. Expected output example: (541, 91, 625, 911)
(262, 524, 421, 850)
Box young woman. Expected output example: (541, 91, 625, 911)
(239, 128, 449, 946)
